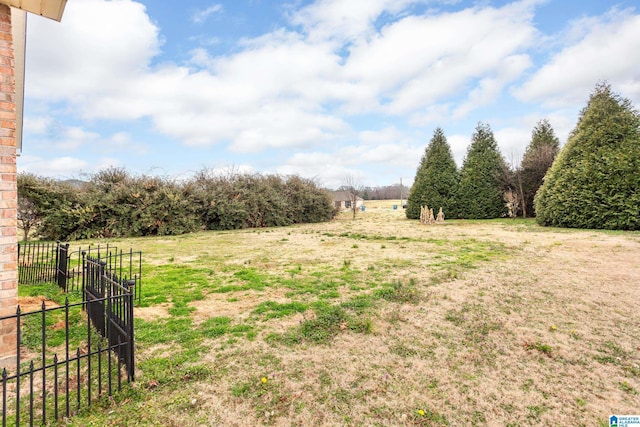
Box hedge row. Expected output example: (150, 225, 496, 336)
(18, 169, 337, 241)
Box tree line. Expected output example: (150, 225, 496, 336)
(406, 83, 639, 230)
(18, 170, 337, 241)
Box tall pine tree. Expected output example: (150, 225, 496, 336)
(456, 123, 508, 219)
(406, 128, 459, 219)
(519, 119, 560, 217)
(535, 83, 640, 230)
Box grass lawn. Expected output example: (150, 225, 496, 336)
(20, 200, 640, 426)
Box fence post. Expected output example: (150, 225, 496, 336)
(81, 251, 86, 295)
(15, 306, 21, 427)
(54, 241, 60, 282)
(57, 243, 69, 291)
(127, 280, 135, 381)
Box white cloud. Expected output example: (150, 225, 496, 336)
(343, 1, 538, 114)
(18, 155, 88, 177)
(25, 0, 543, 155)
(22, 0, 639, 186)
(105, 132, 149, 154)
(453, 54, 532, 118)
(515, 8, 640, 107)
(358, 126, 404, 145)
(277, 152, 352, 188)
(290, 0, 426, 44)
(23, 116, 52, 134)
(341, 143, 422, 166)
(192, 4, 223, 24)
(26, 0, 161, 101)
(54, 127, 101, 150)
(17, 154, 122, 177)
(494, 127, 532, 164)
(447, 134, 470, 167)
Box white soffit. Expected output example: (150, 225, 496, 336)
(11, 8, 25, 153)
(2, 0, 66, 22)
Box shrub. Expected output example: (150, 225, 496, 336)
(535, 83, 640, 230)
(18, 168, 337, 240)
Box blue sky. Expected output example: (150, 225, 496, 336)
(17, 0, 640, 189)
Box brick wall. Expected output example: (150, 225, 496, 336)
(0, 3, 17, 363)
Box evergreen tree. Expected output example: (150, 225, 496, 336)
(535, 83, 640, 230)
(456, 122, 508, 219)
(519, 119, 560, 217)
(406, 128, 459, 219)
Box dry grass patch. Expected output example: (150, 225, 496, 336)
(63, 206, 640, 426)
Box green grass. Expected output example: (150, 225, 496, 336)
(18, 281, 80, 305)
(374, 278, 422, 303)
(267, 302, 373, 345)
(252, 301, 309, 319)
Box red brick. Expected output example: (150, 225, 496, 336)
(0, 201, 16, 209)
(0, 293, 17, 307)
(0, 270, 16, 282)
(1, 208, 15, 218)
(1, 261, 16, 270)
(0, 0, 16, 362)
(1, 333, 17, 348)
(0, 318, 16, 334)
(0, 5, 10, 21)
(0, 226, 15, 236)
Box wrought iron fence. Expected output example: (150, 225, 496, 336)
(18, 242, 142, 304)
(17, 242, 61, 286)
(0, 294, 133, 425)
(6, 242, 140, 425)
(83, 255, 135, 379)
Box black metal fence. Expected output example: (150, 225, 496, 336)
(0, 297, 134, 424)
(18, 242, 142, 304)
(4, 243, 140, 426)
(17, 242, 63, 286)
(83, 255, 135, 380)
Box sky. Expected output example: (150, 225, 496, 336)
(16, 0, 640, 189)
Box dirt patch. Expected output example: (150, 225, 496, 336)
(189, 288, 292, 324)
(17, 296, 59, 313)
(135, 303, 171, 321)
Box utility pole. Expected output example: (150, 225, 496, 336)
(400, 177, 403, 208)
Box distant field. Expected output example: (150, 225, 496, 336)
(27, 203, 640, 426)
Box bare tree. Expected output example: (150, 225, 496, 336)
(17, 194, 40, 241)
(342, 175, 364, 219)
(505, 151, 526, 218)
